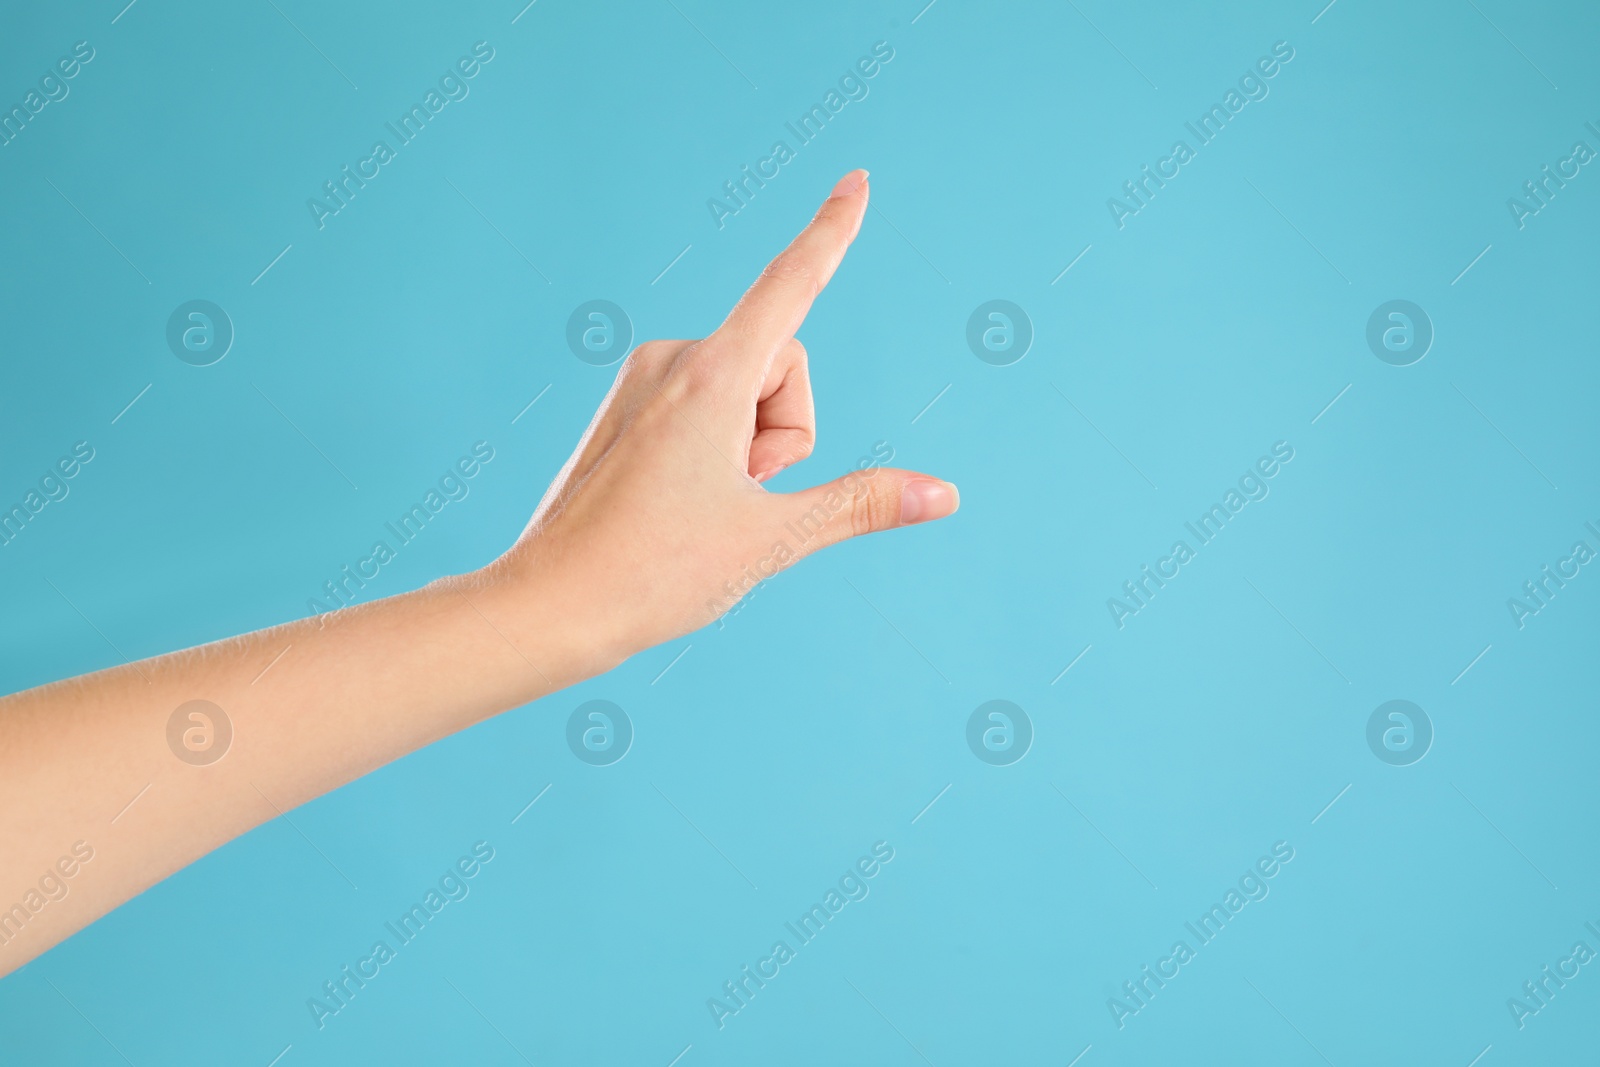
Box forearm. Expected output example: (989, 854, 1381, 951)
(0, 566, 607, 974)
(0, 171, 956, 978)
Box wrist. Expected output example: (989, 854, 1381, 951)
(452, 553, 636, 699)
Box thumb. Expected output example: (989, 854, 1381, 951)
(775, 467, 959, 555)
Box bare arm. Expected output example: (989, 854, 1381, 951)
(0, 172, 959, 974)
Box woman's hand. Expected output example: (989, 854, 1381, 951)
(485, 169, 958, 671)
(0, 171, 957, 974)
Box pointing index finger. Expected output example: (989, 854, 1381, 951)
(709, 169, 870, 376)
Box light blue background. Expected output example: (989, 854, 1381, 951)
(2, 0, 1597, 1063)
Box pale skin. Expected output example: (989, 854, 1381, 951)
(0, 171, 958, 975)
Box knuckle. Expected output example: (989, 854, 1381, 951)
(846, 482, 887, 539)
(672, 340, 720, 389)
(760, 254, 818, 297)
(628, 339, 672, 364)
(621, 341, 661, 373)
(626, 340, 700, 386)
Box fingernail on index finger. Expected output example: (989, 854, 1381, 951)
(830, 168, 869, 199)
